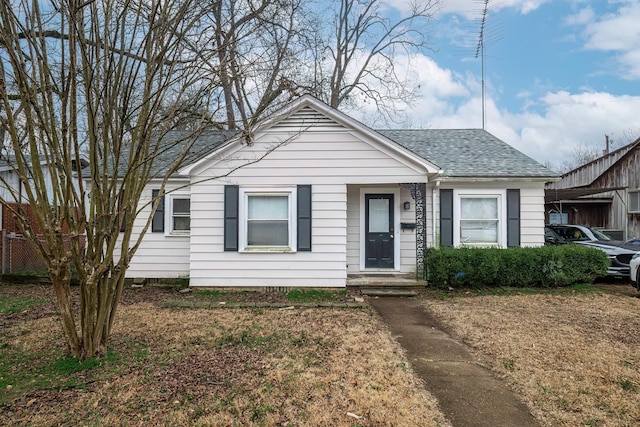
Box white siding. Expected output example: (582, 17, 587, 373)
(189, 183, 348, 287)
(197, 131, 427, 184)
(0, 170, 21, 202)
(430, 184, 440, 248)
(346, 185, 361, 273)
(520, 185, 546, 246)
(431, 181, 546, 248)
(124, 182, 191, 279)
(0, 166, 80, 204)
(189, 118, 428, 287)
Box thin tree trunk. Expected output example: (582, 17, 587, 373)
(50, 268, 81, 358)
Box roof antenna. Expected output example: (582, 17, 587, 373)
(473, 0, 503, 130)
(475, 0, 488, 129)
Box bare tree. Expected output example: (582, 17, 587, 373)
(183, 0, 309, 130)
(189, 0, 441, 129)
(302, 0, 439, 122)
(556, 145, 603, 174)
(0, 0, 212, 359)
(608, 129, 640, 149)
(0, 0, 442, 358)
(555, 130, 640, 174)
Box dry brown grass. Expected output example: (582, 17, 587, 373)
(423, 287, 640, 427)
(0, 285, 450, 427)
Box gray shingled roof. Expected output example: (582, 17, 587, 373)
(114, 130, 237, 178)
(114, 128, 556, 180)
(377, 129, 557, 178)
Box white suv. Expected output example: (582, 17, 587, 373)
(631, 254, 640, 290)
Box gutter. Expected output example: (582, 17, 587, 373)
(436, 176, 559, 184)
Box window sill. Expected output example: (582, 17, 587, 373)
(167, 231, 190, 237)
(241, 247, 295, 253)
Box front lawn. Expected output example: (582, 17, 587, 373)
(4, 282, 638, 426)
(423, 284, 640, 427)
(0, 284, 448, 426)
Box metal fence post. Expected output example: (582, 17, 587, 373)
(2, 229, 5, 275)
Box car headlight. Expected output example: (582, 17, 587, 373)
(633, 252, 640, 260)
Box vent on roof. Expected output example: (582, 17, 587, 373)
(271, 106, 343, 129)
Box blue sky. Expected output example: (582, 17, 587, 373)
(366, 0, 640, 170)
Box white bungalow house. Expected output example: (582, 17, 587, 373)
(122, 95, 558, 287)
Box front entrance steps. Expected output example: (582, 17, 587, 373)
(347, 273, 424, 297)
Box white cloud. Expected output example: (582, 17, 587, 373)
(411, 55, 470, 98)
(494, 91, 640, 169)
(347, 53, 471, 126)
(579, 2, 640, 79)
(381, 0, 440, 17)
(377, 2, 640, 171)
(346, 44, 640, 171)
(407, 63, 640, 170)
(436, 0, 551, 18)
(564, 6, 595, 26)
(409, 89, 640, 171)
(512, 0, 552, 14)
(583, 4, 640, 50)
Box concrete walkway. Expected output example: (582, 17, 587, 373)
(368, 296, 540, 427)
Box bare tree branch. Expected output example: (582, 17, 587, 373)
(303, 0, 439, 123)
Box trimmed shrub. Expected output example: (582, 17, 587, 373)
(425, 245, 609, 289)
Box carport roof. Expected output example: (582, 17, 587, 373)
(545, 186, 626, 203)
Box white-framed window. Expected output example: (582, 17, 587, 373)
(239, 187, 296, 251)
(166, 193, 190, 234)
(629, 190, 640, 213)
(454, 190, 506, 246)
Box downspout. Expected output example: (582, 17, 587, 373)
(424, 179, 441, 284)
(433, 179, 440, 248)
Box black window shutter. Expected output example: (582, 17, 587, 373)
(297, 185, 312, 251)
(506, 189, 521, 247)
(224, 185, 239, 251)
(151, 189, 165, 232)
(440, 189, 454, 247)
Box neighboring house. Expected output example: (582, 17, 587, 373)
(0, 160, 26, 206)
(545, 138, 640, 240)
(0, 155, 88, 272)
(0, 155, 88, 204)
(123, 95, 557, 287)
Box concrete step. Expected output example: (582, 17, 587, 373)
(360, 288, 418, 297)
(347, 278, 424, 288)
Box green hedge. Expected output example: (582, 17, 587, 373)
(425, 245, 610, 289)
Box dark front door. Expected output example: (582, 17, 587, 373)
(365, 194, 394, 268)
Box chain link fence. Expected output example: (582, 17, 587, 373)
(1, 231, 85, 274)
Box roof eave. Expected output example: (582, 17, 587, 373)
(437, 175, 560, 183)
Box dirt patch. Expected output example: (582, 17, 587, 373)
(0, 283, 449, 427)
(593, 280, 640, 297)
(0, 283, 359, 327)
